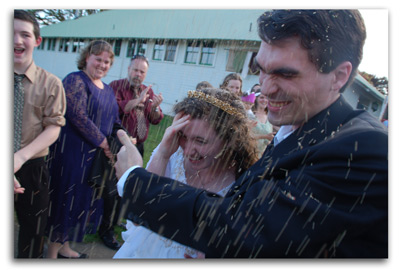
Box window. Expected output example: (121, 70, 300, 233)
(47, 38, 56, 51)
(114, 39, 122, 56)
(153, 40, 165, 61)
(247, 52, 260, 75)
(357, 95, 370, 110)
(200, 41, 216, 66)
(184, 40, 200, 64)
(126, 39, 147, 58)
(226, 50, 247, 73)
(58, 38, 69, 52)
(126, 40, 136, 58)
(38, 38, 45, 50)
(137, 40, 147, 55)
(72, 39, 85, 53)
(164, 40, 178, 62)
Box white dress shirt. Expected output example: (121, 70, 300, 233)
(273, 125, 296, 146)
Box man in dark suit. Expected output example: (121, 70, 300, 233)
(114, 10, 388, 258)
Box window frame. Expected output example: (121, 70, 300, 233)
(114, 39, 122, 57)
(126, 39, 136, 58)
(58, 38, 70, 52)
(226, 49, 248, 73)
(47, 38, 56, 51)
(137, 39, 147, 55)
(199, 41, 216, 66)
(164, 40, 178, 62)
(184, 40, 200, 64)
(152, 40, 165, 61)
(72, 38, 85, 53)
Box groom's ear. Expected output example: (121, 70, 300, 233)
(331, 61, 352, 93)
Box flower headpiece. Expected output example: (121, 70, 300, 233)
(187, 90, 243, 118)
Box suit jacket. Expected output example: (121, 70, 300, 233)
(120, 95, 388, 258)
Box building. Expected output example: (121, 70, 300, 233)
(343, 74, 387, 119)
(34, 9, 386, 117)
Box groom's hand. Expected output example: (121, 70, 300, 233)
(115, 130, 143, 179)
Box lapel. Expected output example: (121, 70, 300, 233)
(229, 95, 360, 195)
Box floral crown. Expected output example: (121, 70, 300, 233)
(187, 90, 243, 118)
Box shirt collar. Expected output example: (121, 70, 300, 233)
(23, 61, 37, 84)
(273, 125, 296, 146)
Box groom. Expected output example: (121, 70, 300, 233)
(115, 9, 388, 258)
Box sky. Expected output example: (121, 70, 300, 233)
(358, 9, 389, 78)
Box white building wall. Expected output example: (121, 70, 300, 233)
(34, 39, 260, 115)
(342, 86, 359, 109)
(33, 38, 383, 118)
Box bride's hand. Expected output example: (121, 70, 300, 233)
(158, 112, 190, 159)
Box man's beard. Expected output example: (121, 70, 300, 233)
(129, 77, 142, 88)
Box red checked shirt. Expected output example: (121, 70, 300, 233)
(109, 78, 163, 143)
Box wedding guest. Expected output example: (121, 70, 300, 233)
(220, 73, 243, 96)
(195, 80, 213, 90)
(110, 55, 164, 157)
(13, 10, 66, 258)
(250, 83, 261, 94)
(114, 88, 258, 258)
(252, 90, 275, 157)
(241, 92, 257, 119)
(46, 40, 121, 258)
(115, 10, 387, 258)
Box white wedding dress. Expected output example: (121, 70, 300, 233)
(113, 146, 232, 259)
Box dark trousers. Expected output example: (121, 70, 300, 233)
(14, 157, 49, 258)
(98, 178, 121, 236)
(136, 141, 144, 157)
(98, 141, 144, 236)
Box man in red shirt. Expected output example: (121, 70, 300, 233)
(110, 55, 164, 156)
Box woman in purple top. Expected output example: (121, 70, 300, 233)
(46, 40, 120, 258)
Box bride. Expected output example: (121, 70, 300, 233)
(113, 88, 259, 259)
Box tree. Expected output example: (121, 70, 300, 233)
(26, 9, 106, 26)
(359, 71, 388, 95)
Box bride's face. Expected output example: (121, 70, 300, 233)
(179, 118, 225, 172)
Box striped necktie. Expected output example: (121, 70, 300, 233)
(14, 73, 25, 152)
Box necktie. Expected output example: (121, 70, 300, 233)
(14, 74, 25, 152)
(136, 107, 147, 140)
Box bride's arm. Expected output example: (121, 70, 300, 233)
(146, 113, 190, 175)
(145, 145, 170, 176)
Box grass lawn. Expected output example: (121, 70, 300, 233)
(143, 114, 173, 166)
(84, 114, 173, 243)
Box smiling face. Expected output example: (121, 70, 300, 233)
(226, 79, 242, 95)
(255, 93, 268, 110)
(14, 19, 41, 73)
(179, 118, 225, 172)
(85, 51, 112, 80)
(255, 37, 340, 127)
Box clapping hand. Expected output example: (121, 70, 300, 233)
(138, 85, 151, 106)
(151, 92, 163, 108)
